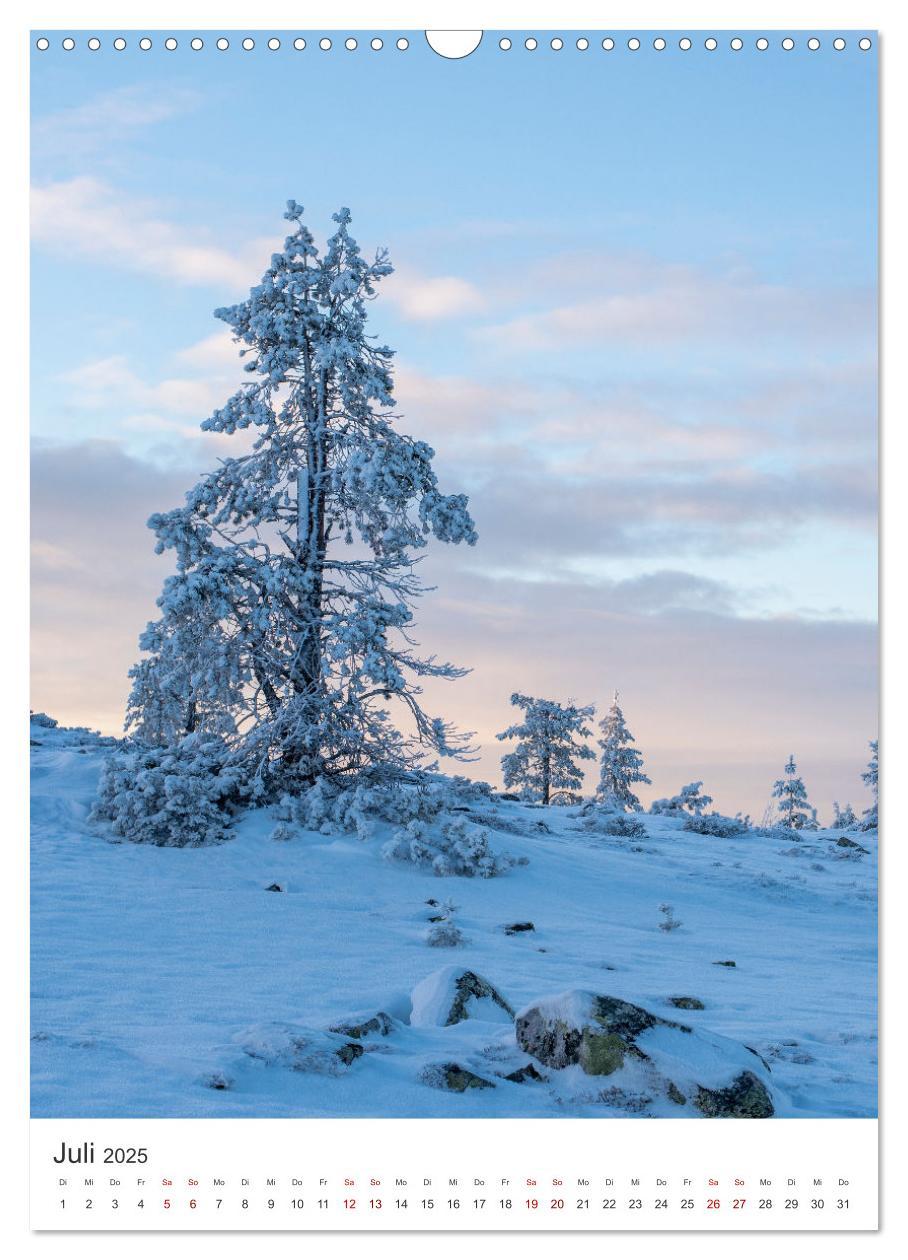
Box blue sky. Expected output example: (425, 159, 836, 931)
(30, 33, 878, 816)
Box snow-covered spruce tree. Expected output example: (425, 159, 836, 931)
(771, 755, 814, 830)
(596, 692, 651, 811)
(497, 694, 595, 805)
(103, 203, 478, 836)
(860, 739, 879, 830)
(832, 801, 858, 830)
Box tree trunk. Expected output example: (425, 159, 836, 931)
(287, 362, 329, 780)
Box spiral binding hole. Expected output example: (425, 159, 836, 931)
(32, 32, 877, 58)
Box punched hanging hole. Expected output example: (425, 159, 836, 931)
(834, 37, 846, 50)
(268, 38, 281, 50)
(165, 37, 178, 51)
(551, 37, 563, 50)
(319, 37, 332, 50)
(62, 37, 75, 50)
(782, 37, 795, 50)
(36, 36, 49, 50)
(499, 37, 511, 50)
(731, 37, 743, 50)
(525, 37, 538, 50)
(602, 38, 615, 50)
(859, 37, 872, 50)
(139, 37, 152, 51)
(679, 37, 692, 50)
(808, 38, 820, 50)
(217, 37, 229, 50)
(756, 38, 769, 50)
(294, 38, 306, 50)
(705, 37, 718, 50)
(425, 31, 483, 59)
(242, 38, 255, 50)
(396, 37, 410, 50)
(371, 37, 383, 50)
(88, 37, 101, 50)
(576, 37, 589, 50)
(628, 37, 640, 50)
(345, 37, 357, 50)
(653, 38, 666, 50)
(114, 37, 126, 50)
(191, 37, 203, 50)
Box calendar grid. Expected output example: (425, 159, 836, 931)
(31, 1119, 878, 1231)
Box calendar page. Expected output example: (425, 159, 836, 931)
(29, 15, 879, 1236)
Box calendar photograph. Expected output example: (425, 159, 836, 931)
(30, 29, 878, 1131)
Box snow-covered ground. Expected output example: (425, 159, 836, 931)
(31, 721, 877, 1119)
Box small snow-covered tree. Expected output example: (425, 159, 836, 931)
(497, 694, 595, 805)
(596, 692, 651, 811)
(125, 202, 477, 789)
(771, 755, 814, 830)
(832, 801, 858, 830)
(860, 739, 879, 830)
(650, 781, 713, 817)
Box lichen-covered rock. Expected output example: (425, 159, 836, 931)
(410, 966, 515, 1027)
(516, 993, 668, 1075)
(514, 991, 773, 1116)
(669, 996, 705, 1010)
(329, 1012, 394, 1040)
(694, 1070, 774, 1118)
(421, 1062, 496, 1092)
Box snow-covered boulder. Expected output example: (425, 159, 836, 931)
(237, 1023, 366, 1074)
(328, 1011, 394, 1040)
(515, 992, 773, 1117)
(410, 966, 515, 1027)
(420, 1062, 496, 1092)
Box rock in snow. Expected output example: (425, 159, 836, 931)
(421, 1062, 496, 1092)
(515, 991, 773, 1117)
(328, 1012, 394, 1040)
(237, 1024, 366, 1075)
(410, 966, 515, 1027)
(669, 996, 706, 1010)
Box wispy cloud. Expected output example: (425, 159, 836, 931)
(383, 266, 485, 321)
(61, 353, 228, 425)
(480, 252, 874, 351)
(31, 178, 263, 291)
(32, 84, 201, 159)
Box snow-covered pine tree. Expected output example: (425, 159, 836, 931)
(127, 202, 477, 788)
(832, 801, 858, 830)
(771, 754, 814, 830)
(596, 692, 651, 811)
(860, 739, 878, 830)
(496, 694, 595, 805)
(650, 781, 713, 817)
